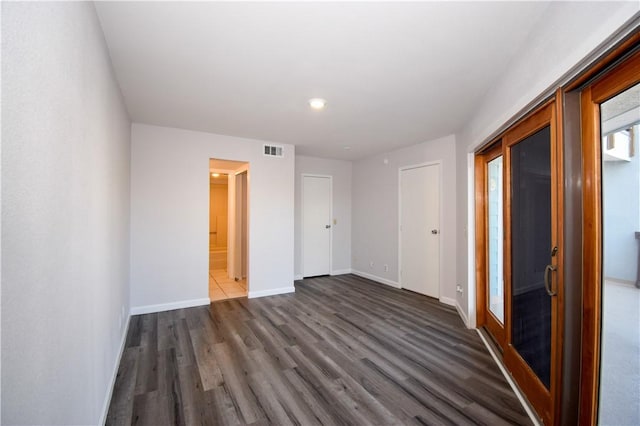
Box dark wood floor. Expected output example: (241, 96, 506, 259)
(107, 274, 531, 425)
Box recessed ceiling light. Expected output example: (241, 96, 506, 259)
(343, 146, 351, 150)
(212, 173, 220, 178)
(308, 98, 327, 110)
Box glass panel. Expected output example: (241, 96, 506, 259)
(598, 82, 640, 426)
(488, 156, 504, 323)
(511, 126, 552, 390)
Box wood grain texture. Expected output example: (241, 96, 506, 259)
(107, 274, 532, 425)
(551, 87, 565, 426)
(475, 153, 488, 329)
(578, 49, 640, 426)
(475, 141, 507, 347)
(503, 99, 557, 426)
(563, 31, 640, 92)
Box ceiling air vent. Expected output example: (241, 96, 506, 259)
(263, 144, 284, 158)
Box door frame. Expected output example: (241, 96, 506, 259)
(208, 159, 250, 301)
(578, 49, 640, 426)
(209, 167, 235, 254)
(501, 98, 564, 426)
(474, 95, 564, 426)
(233, 169, 249, 281)
(229, 163, 250, 283)
(398, 161, 443, 299)
(301, 173, 333, 278)
(474, 142, 506, 347)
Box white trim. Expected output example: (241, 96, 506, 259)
(476, 329, 541, 426)
(398, 161, 443, 298)
(439, 296, 456, 307)
(294, 274, 303, 280)
(456, 301, 471, 328)
(99, 313, 131, 426)
(248, 286, 295, 299)
(331, 268, 352, 276)
(131, 298, 210, 315)
(301, 174, 333, 278)
(351, 269, 401, 289)
(467, 153, 477, 328)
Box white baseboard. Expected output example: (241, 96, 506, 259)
(99, 313, 131, 426)
(248, 286, 295, 299)
(439, 296, 456, 307)
(351, 270, 401, 289)
(477, 329, 541, 426)
(456, 301, 471, 328)
(131, 298, 210, 315)
(331, 268, 352, 276)
(294, 274, 303, 280)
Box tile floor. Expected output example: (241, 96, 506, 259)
(209, 269, 247, 301)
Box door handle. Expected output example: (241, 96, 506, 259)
(325, 225, 331, 229)
(544, 264, 557, 296)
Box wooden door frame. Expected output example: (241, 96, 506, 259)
(475, 95, 564, 425)
(474, 143, 507, 347)
(501, 97, 564, 426)
(578, 49, 640, 426)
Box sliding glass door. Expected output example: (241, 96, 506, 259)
(476, 99, 563, 425)
(579, 49, 640, 426)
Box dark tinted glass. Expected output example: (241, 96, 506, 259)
(511, 126, 552, 389)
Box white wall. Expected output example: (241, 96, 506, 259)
(2, 3, 131, 424)
(130, 124, 295, 309)
(294, 155, 352, 278)
(455, 2, 639, 323)
(352, 135, 457, 305)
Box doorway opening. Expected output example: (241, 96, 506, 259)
(209, 158, 249, 302)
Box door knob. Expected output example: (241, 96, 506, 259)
(431, 229, 439, 234)
(325, 225, 331, 229)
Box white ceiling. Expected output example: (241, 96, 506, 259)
(95, 1, 551, 161)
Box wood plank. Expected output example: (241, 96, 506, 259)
(108, 275, 532, 425)
(105, 348, 139, 425)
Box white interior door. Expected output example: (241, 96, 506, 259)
(303, 175, 331, 277)
(400, 164, 440, 298)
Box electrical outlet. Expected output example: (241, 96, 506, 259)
(384, 264, 389, 272)
(369, 261, 374, 268)
(456, 285, 464, 293)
